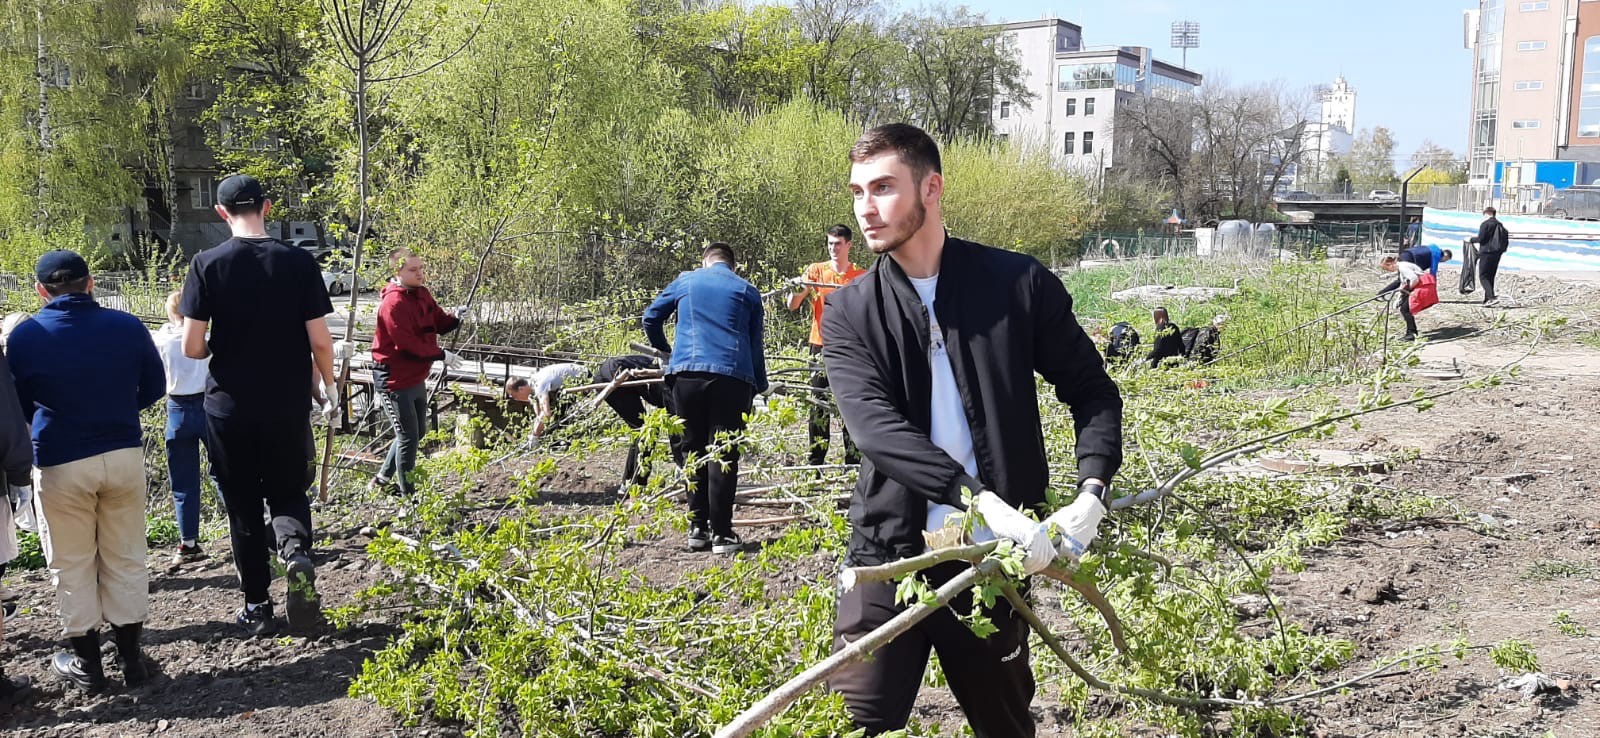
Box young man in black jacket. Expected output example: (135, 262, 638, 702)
(821, 123, 1123, 737)
(1468, 206, 1510, 306)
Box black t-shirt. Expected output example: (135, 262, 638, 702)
(179, 237, 334, 419)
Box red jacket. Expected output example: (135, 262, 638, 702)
(371, 282, 461, 390)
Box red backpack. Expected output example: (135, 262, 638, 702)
(1409, 273, 1439, 314)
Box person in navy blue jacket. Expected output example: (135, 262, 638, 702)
(642, 242, 767, 554)
(8, 250, 164, 692)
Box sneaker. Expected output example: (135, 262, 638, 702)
(687, 524, 711, 552)
(1400, 333, 1417, 343)
(282, 553, 324, 631)
(236, 602, 279, 637)
(1, 601, 13, 618)
(711, 533, 743, 555)
(172, 543, 207, 566)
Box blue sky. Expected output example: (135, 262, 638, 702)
(972, 0, 1473, 165)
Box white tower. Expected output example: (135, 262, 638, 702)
(1320, 76, 1356, 134)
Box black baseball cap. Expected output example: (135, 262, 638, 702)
(35, 249, 89, 285)
(217, 174, 266, 208)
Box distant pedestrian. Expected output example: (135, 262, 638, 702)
(0, 332, 35, 702)
(179, 173, 336, 636)
(9, 250, 165, 691)
(152, 291, 211, 565)
(370, 249, 464, 495)
(1145, 307, 1186, 368)
(1468, 206, 1510, 306)
(643, 242, 767, 555)
(786, 224, 866, 467)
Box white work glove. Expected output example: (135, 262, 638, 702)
(1045, 490, 1108, 561)
(11, 485, 36, 532)
(441, 350, 464, 369)
(314, 394, 337, 423)
(973, 491, 1056, 575)
(454, 304, 472, 320)
(332, 339, 355, 363)
(786, 275, 806, 287)
(751, 394, 769, 415)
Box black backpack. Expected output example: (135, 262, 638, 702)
(1106, 322, 1141, 360)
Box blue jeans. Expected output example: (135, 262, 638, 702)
(166, 395, 207, 543)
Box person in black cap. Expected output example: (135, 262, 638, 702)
(7, 250, 165, 691)
(178, 174, 337, 636)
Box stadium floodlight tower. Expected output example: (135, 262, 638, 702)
(1170, 21, 1199, 68)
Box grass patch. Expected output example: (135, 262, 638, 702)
(1523, 559, 1595, 581)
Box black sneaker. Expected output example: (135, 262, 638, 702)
(172, 543, 207, 566)
(687, 524, 711, 552)
(711, 533, 743, 555)
(282, 553, 324, 631)
(1400, 333, 1417, 343)
(1, 601, 13, 618)
(236, 602, 279, 637)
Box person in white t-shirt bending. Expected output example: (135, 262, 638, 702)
(152, 291, 212, 565)
(507, 362, 590, 437)
(1379, 255, 1426, 342)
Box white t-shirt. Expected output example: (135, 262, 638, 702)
(1396, 260, 1424, 287)
(532, 362, 589, 397)
(909, 274, 993, 541)
(152, 322, 211, 396)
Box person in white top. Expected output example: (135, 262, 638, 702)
(152, 291, 212, 564)
(1379, 255, 1426, 342)
(506, 362, 590, 437)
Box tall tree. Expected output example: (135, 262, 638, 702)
(881, 5, 1031, 140)
(1410, 139, 1466, 181)
(1342, 126, 1398, 185)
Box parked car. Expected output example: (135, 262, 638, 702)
(1279, 190, 1315, 201)
(1544, 187, 1600, 220)
(1368, 189, 1399, 201)
(322, 268, 368, 296)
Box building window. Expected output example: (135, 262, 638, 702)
(1517, 40, 1547, 51)
(185, 80, 208, 101)
(190, 176, 216, 210)
(1063, 132, 1075, 155)
(1083, 131, 1094, 155)
(1512, 119, 1541, 128)
(1521, 1, 1548, 9)
(1085, 97, 1096, 115)
(1582, 37, 1600, 137)
(1513, 80, 1545, 90)
(999, 101, 1011, 119)
(1065, 98, 1076, 116)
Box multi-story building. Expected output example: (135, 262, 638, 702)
(988, 18, 1202, 173)
(1462, 0, 1600, 186)
(1299, 77, 1358, 186)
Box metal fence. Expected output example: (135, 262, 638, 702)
(1424, 183, 1553, 214)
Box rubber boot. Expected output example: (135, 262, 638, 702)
(111, 622, 151, 687)
(50, 631, 106, 692)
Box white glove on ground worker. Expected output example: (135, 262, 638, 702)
(11, 485, 36, 532)
(973, 491, 1057, 575)
(1045, 490, 1107, 561)
(440, 350, 464, 369)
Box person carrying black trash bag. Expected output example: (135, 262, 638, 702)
(9, 250, 166, 691)
(822, 123, 1122, 737)
(1467, 206, 1510, 306)
(179, 174, 337, 636)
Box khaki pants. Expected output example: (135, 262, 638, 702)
(35, 447, 149, 637)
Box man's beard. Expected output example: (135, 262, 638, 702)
(867, 198, 926, 255)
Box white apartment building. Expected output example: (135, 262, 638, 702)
(989, 18, 1202, 172)
(1300, 77, 1357, 185)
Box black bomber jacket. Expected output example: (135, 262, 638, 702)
(821, 235, 1123, 565)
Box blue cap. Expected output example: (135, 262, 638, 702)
(34, 250, 89, 285)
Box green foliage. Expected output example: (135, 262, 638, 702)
(1552, 611, 1589, 639)
(12, 529, 44, 570)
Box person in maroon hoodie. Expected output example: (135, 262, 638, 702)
(370, 249, 464, 495)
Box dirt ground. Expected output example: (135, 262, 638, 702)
(2, 266, 1599, 737)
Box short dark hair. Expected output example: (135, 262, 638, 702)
(389, 248, 416, 271)
(1483, 207, 1496, 216)
(41, 276, 91, 297)
(1441, 249, 1453, 262)
(826, 224, 852, 242)
(703, 242, 736, 266)
(849, 124, 942, 183)
(221, 201, 265, 217)
(505, 377, 529, 394)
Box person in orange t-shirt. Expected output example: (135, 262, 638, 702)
(787, 224, 867, 466)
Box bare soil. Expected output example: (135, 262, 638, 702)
(2, 266, 1598, 737)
